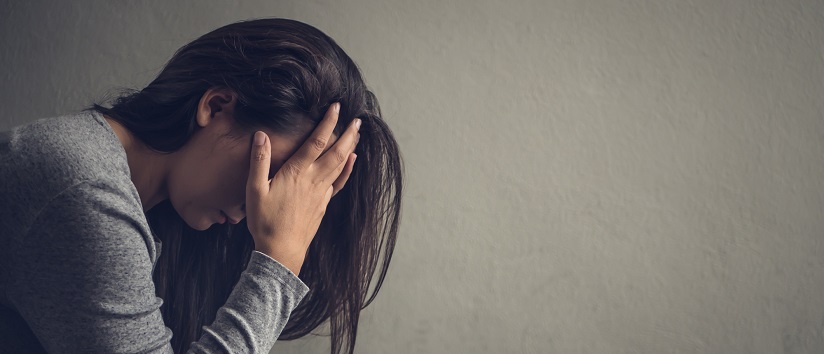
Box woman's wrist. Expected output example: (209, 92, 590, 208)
(254, 246, 304, 276)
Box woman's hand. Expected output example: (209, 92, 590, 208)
(245, 102, 361, 275)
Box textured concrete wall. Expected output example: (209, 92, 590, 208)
(2, 1, 823, 353)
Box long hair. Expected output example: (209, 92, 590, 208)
(87, 18, 403, 354)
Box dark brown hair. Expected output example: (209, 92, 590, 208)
(87, 18, 403, 354)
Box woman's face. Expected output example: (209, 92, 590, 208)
(167, 91, 338, 231)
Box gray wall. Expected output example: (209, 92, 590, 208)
(3, 1, 823, 353)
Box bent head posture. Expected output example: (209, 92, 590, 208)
(90, 18, 403, 354)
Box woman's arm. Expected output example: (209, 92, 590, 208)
(6, 179, 307, 353)
(191, 250, 308, 353)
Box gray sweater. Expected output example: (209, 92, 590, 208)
(0, 110, 309, 353)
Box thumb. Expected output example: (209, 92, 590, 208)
(247, 131, 270, 195)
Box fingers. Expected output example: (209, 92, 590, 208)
(316, 116, 360, 178)
(331, 153, 357, 197)
(287, 102, 340, 173)
(247, 131, 271, 194)
(323, 184, 335, 210)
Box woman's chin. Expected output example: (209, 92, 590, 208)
(177, 208, 221, 231)
(182, 216, 212, 231)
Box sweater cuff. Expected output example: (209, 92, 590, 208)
(249, 250, 310, 298)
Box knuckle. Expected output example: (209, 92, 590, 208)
(282, 162, 302, 176)
(311, 176, 327, 187)
(311, 136, 328, 151)
(333, 149, 347, 165)
(254, 149, 267, 162)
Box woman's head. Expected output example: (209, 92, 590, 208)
(90, 18, 402, 354)
(160, 87, 341, 231)
(99, 18, 366, 231)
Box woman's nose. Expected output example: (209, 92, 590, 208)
(237, 204, 246, 221)
(223, 204, 245, 225)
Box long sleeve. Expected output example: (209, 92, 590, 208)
(4, 179, 308, 353)
(190, 250, 309, 353)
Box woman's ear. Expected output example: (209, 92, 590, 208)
(196, 87, 237, 128)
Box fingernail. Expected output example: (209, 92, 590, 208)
(355, 118, 362, 130)
(254, 131, 265, 146)
(334, 102, 340, 113)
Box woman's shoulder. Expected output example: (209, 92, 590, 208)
(0, 110, 139, 233)
(2, 110, 131, 186)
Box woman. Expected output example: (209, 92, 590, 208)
(0, 18, 403, 353)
